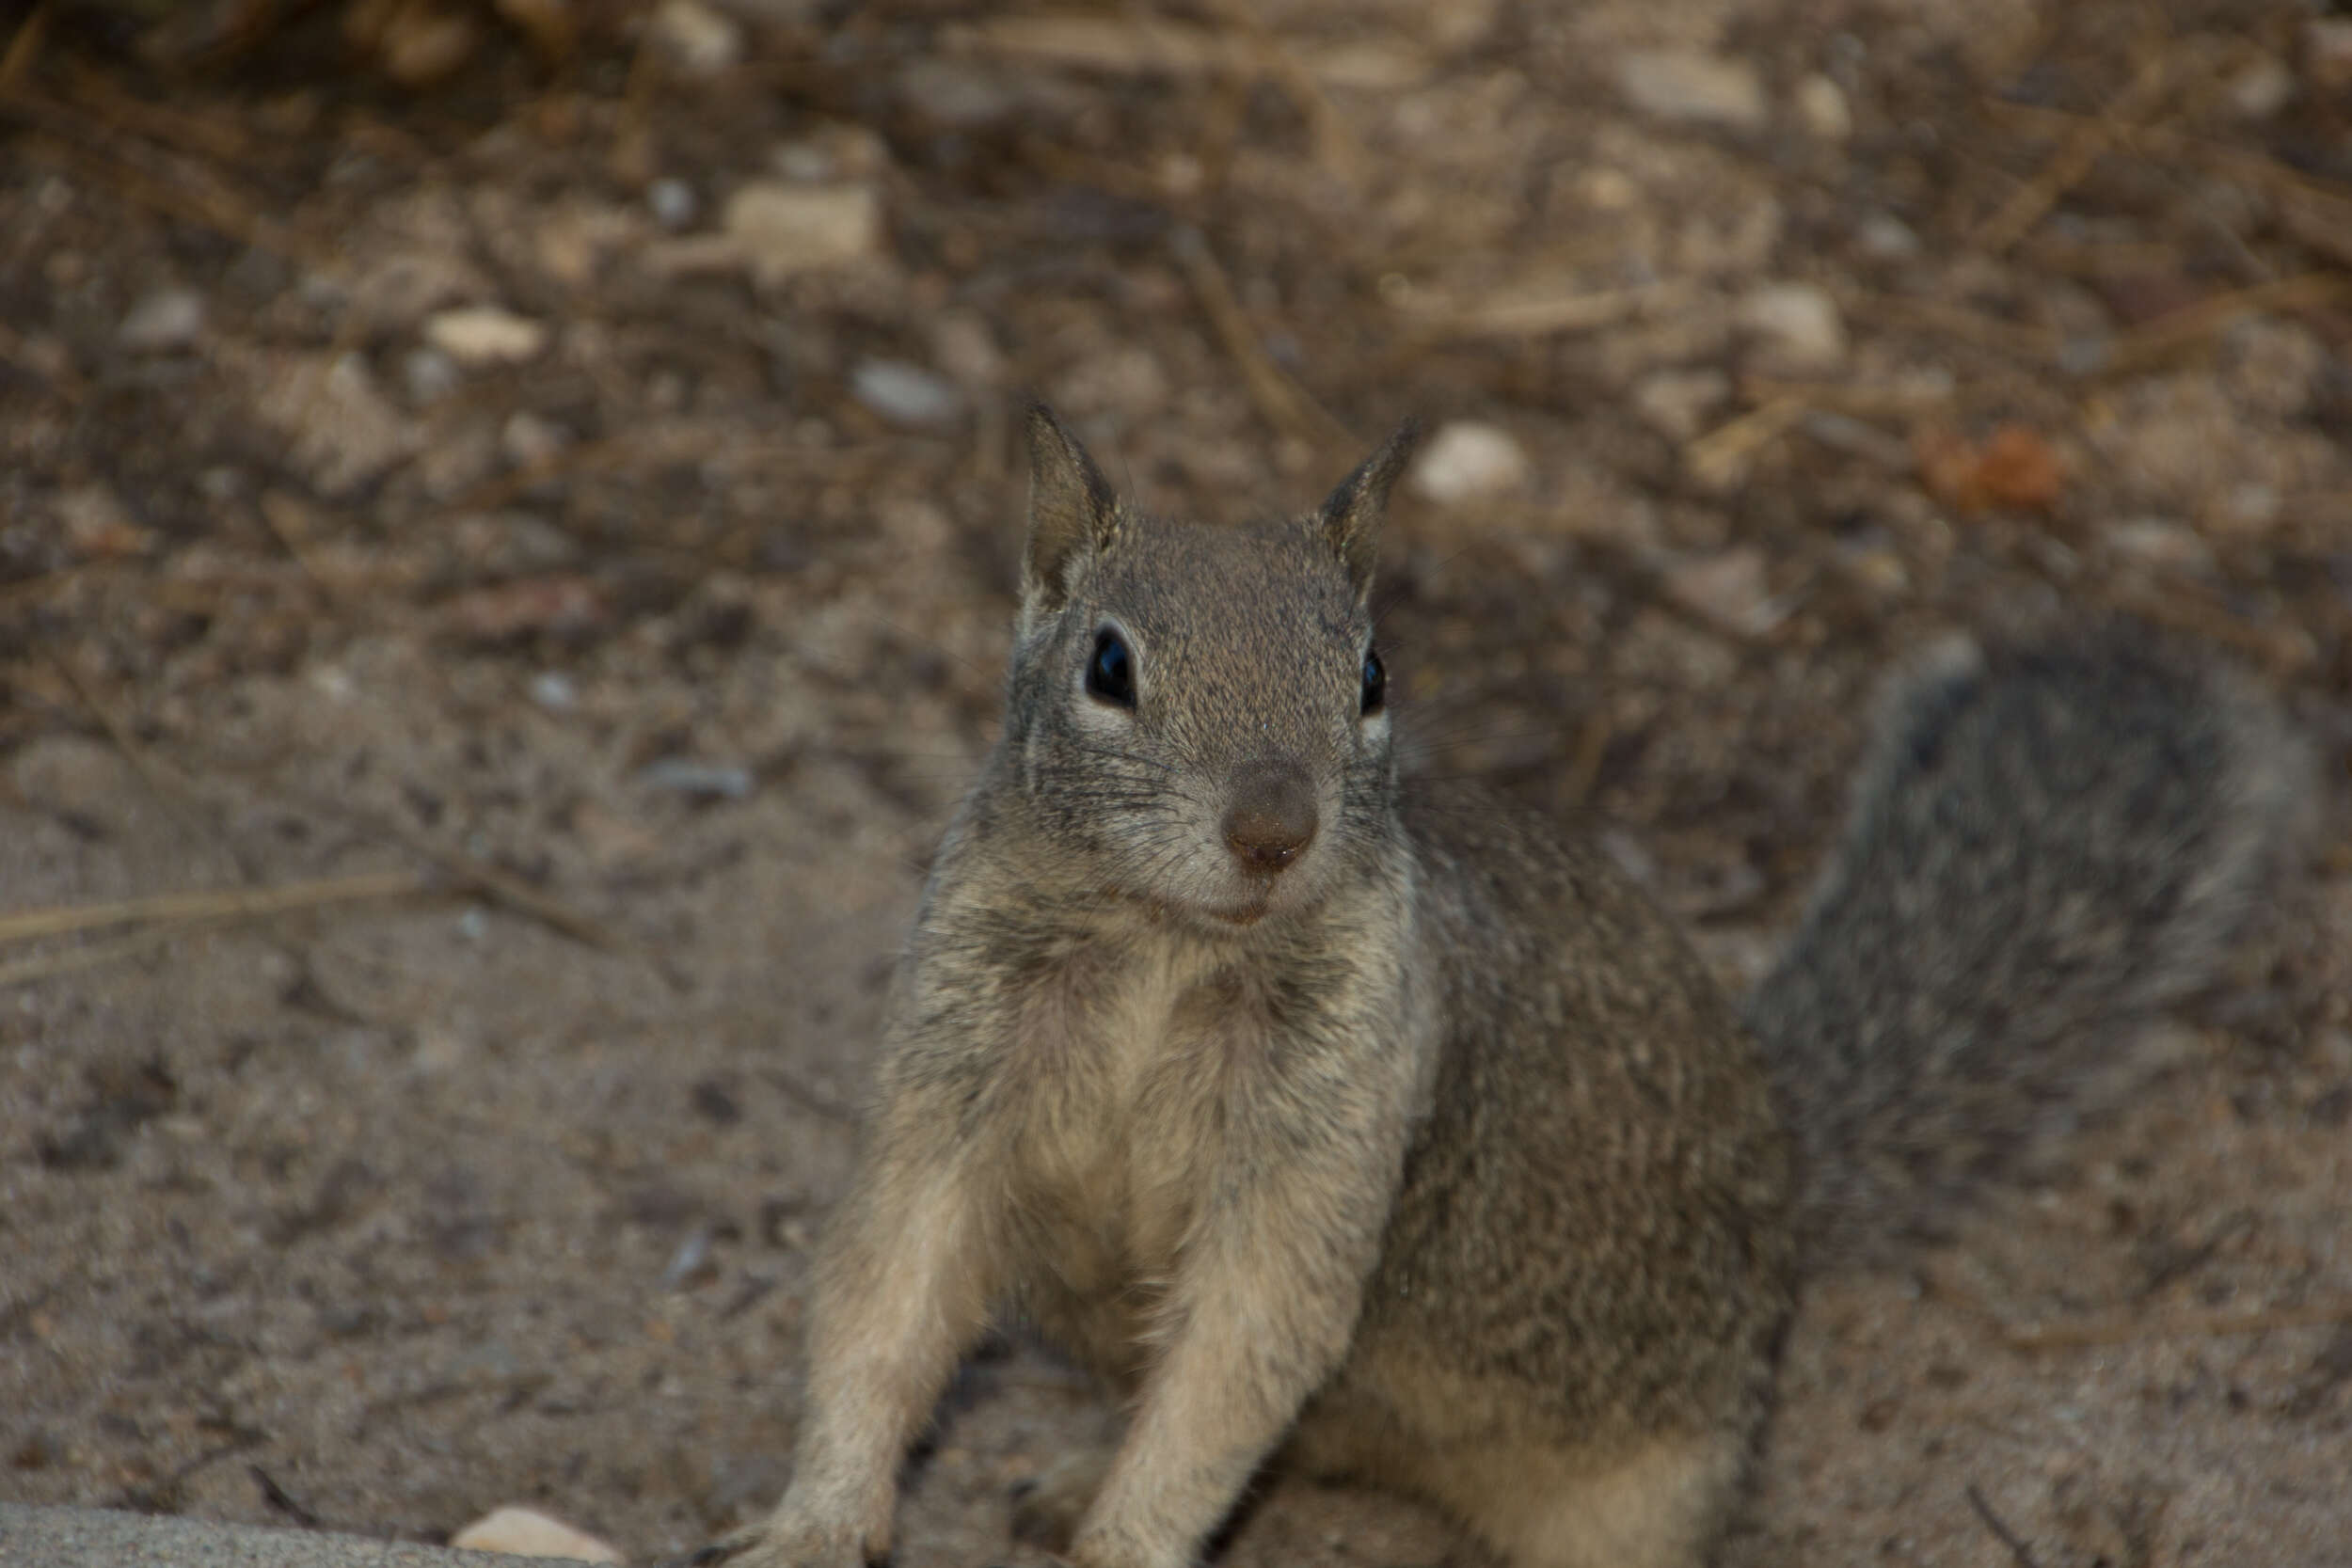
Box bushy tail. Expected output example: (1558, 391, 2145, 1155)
(1745, 629, 2314, 1262)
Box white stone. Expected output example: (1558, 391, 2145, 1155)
(1855, 212, 1920, 260)
(1793, 74, 1851, 140)
(256, 352, 420, 498)
(850, 358, 961, 429)
(2225, 54, 2294, 119)
(1408, 420, 1531, 505)
(2101, 517, 2214, 574)
(1663, 546, 1785, 637)
(1631, 369, 1732, 441)
(450, 1505, 623, 1562)
(1615, 50, 1767, 133)
(650, 0, 743, 73)
(723, 182, 883, 286)
(648, 177, 698, 230)
(424, 305, 548, 368)
(1736, 281, 1846, 372)
(118, 287, 205, 352)
(502, 410, 568, 467)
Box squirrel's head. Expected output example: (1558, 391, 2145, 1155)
(1000, 404, 1417, 929)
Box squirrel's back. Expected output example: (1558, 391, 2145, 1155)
(1745, 631, 2312, 1260)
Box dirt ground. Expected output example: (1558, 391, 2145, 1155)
(2, 1, 2349, 1564)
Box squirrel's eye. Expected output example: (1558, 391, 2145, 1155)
(1087, 628, 1136, 708)
(1360, 645, 1386, 716)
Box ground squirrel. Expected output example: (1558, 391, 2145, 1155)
(704, 408, 2309, 1568)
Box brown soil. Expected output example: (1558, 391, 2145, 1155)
(2, 2, 2347, 1565)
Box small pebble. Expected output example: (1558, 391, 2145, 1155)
(1793, 74, 1851, 140)
(1408, 420, 1531, 505)
(1615, 50, 1768, 132)
(661, 1226, 715, 1291)
(641, 759, 755, 800)
(1663, 546, 1788, 637)
(450, 1506, 623, 1564)
(723, 182, 884, 286)
(1632, 369, 1731, 442)
(2225, 54, 2295, 119)
(502, 410, 567, 467)
(118, 287, 206, 352)
(850, 358, 963, 430)
(650, 0, 743, 73)
(648, 177, 698, 230)
(2101, 517, 2214, 574)
(424, 305, 548, 368)
(1736, 281, 1846, 373)
(1855, 213, 1920, 260)
(402, 346, 461, 405)
(529, 671, 579, 711)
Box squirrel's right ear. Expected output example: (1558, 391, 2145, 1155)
(1315, 419, 1419, 599)
(1022, 403, 1120, 619)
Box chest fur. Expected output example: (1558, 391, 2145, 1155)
(1003, 936, 1265, 1290)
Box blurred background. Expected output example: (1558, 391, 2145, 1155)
(1, 0, 2348, 1563)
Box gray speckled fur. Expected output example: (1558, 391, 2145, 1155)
(718, 410, 2306, 1568)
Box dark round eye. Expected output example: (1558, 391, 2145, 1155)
(1087, 627, 1136, 708)
(1359, 645, 1386, 716)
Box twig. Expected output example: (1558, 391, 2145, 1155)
(1963, 1483, 2042, 1568)
(9, 125, 334, 274)
(1842, 292, 2061, 362)
(1395, 280, 1687, 342)
(2099, 272, 2347, 376)
(1976, 50, 2172, 256)
(0, 0, 50, 94)
(0, 870, 435, 946)
(1170, 225, 1352, 450)
(1684, 396, 1809, 489)
(368, 811, 683, 989)
(0, 926, 186, 989)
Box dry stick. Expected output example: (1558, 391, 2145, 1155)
(64, 62, 251, 161)
(1683, 396, 1810, 489)
(1963, 1483, 2042, 1568)
(0, 927, 184, 988)
(1983, 98, 2352, 209)
(11, 126, 333, 274)
(0, 0, 49, 92)
(1975, 48, 2172, 256)
(1841, 291, 2062, 362)
(0, 870, 435, 946)
(2099, 272, 2348, 376)
(1170, 226, 1354, 451)
(365, 811, 683, 989)
(1410, 281, 1684, 342)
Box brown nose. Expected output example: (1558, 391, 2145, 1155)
(1222, 762, 1318, 875)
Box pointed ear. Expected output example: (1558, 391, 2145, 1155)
(1022, 402, 1120, 618)
(1315, 418, 1419, 598)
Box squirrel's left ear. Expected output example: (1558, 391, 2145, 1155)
(1314, 419, 1419, 599)
(1022, 402, 1120, 620)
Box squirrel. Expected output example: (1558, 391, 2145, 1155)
(702, 407, 2310, 1568)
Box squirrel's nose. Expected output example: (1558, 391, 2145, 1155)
(1222, 762, 1319, 875)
